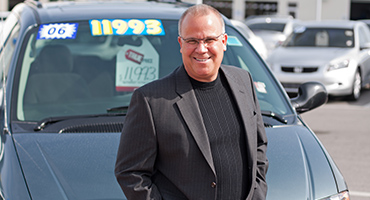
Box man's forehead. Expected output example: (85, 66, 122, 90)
(182, 12, 221, 27)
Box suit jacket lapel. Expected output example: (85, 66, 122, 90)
(174, 66, 216, 174)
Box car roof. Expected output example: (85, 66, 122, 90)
(14, 0, 233, 32)
(21, 0, 191, 24)
(298, 20, 365, 29)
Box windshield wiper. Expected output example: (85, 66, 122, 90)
(106, 105, 129, 113)
(261, 110, 287, 124)
(34, 112, 125, 131)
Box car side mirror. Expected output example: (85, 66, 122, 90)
(290, 82, 327, 114)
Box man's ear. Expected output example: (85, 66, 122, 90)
(222, 34, 228, 51)
(178, 36, 183, 53)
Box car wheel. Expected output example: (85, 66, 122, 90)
(348, 69, 361, 101)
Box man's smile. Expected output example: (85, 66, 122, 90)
(194, 57, 210, 62)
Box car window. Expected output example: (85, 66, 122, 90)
(14, 19, 292, 122)
(223, 27, 289, 115)
(284, 27, 355, 48)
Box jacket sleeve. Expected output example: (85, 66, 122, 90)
(114, 89, 162, 200)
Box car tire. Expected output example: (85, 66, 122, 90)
(347, 69, 361, 101)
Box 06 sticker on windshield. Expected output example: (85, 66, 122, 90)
(37, 23, 78, 40)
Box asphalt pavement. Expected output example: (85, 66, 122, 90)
(301, 89, 370, 200)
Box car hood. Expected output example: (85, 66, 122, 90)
(267, 47, 355, 66)
(265, 125, 339, 200)
(13, 132, 126, 200)
(13, 124, 342, 200)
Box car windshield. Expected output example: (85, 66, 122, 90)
(248, 22, 286, 32)
(14, 19, 291, 122)
(283, 27, 355, 48)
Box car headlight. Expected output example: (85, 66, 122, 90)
(319, 190, 350, 200)
(327, 59, 350, 71)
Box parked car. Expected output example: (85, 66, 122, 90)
(0, 0, 349, 199)
(230, 19, 268, 59)
(266, 20, 370, 101)
(245, 15, 301, 55)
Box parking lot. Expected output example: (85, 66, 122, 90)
(301, 89, 370, 200)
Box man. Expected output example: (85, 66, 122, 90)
(115, 4, 268, 200)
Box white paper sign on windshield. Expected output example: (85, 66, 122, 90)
(116, 37, 159, 91)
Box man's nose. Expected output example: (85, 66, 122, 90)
(195, 41, 208, 52)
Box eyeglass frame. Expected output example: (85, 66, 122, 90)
(179, 33, 225, 47)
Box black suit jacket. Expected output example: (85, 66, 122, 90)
(115, 65, 268, 200)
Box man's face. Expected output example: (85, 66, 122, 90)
(178, 12, 227, 82)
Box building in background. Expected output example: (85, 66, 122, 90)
(1, 0, 370, 21)
(204, 0, 370, 21)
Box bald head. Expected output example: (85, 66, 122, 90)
(178, 4, 225, 36)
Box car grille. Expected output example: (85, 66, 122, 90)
(281, 66, 318, 73)
(59, 122, 124, 133)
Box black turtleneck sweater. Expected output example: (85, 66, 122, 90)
(190, 72, 249, 200)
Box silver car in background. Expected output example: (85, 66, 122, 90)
(267, 20, 370, 100)
(245, 15, 301, 56)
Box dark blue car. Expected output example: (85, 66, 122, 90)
(0, 0, 349, 199)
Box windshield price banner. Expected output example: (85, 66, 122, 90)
(89, 19, 165, 36)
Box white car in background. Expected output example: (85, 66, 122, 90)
(230, 19, 268, 59)
(245, 15, 301, 56)
(266, 20, 370, 101)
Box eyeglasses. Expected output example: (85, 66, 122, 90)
(180, 33, 225, 47)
